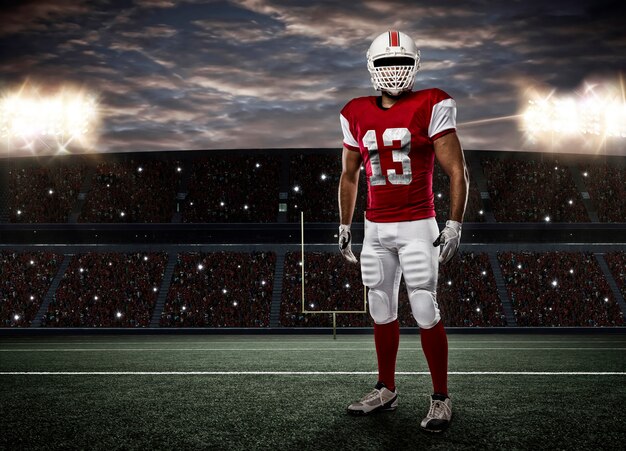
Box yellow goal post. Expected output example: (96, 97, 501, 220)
(300, 211, 367, 339)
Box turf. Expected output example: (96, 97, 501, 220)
(1, 334, 625, 450)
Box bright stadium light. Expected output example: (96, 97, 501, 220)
(520, 79, 626, 151)
(0, 84, 99, 154)
(14, 314, 20, 321)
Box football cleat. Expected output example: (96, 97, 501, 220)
(420, 394, 452, 433)
(347, 382, 398, 416)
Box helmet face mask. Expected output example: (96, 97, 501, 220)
(367, 31, 421, 96)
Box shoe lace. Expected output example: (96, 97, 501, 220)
(427, 398, 451, 419)
(361, 388, 382, 403)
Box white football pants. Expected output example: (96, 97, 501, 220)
(360, 217, 441, 329)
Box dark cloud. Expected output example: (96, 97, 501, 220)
(0, 0, 625, 154)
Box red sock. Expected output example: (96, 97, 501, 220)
(419, 320, 448, 396)
(373, 320, 400, 391)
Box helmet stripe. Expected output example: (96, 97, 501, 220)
(389, 30, 399, 47)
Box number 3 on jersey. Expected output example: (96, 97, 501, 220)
(362, 128, 412, 186)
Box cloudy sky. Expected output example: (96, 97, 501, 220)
(1, 0, 625, 155)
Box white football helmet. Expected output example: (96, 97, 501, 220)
(367, 30, 421, 96)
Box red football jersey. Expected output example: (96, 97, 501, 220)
(340, 88, 456, 222)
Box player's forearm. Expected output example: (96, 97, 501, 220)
(448, 165, 469, 223)
(338, 173, 359, 225)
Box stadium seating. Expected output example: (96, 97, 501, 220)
(8, 163, 85, 223)
(42, 252, 167, 327)
(482, 158, 589, 222)
(580, 164, 626, 222)
(397, 252, 506, 327)
(0, 251, 62, 327)
(432, 163, 485, 222)
(605, 251, 626, 301)
(280, 251, 369, 327)
(79, 160, 180, 223)
(161, 251, 275, 327)
(288, 153, 367, 223)
(498, 251, 623, 326)
(182, 156, 280, 223)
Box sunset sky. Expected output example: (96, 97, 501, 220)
(1, 0, 625, 155)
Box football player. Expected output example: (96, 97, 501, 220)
(338, 30, 468, 433)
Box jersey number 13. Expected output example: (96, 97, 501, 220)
(362, 128, 412, 186)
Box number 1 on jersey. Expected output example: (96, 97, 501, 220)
(362, 128, 412, 186)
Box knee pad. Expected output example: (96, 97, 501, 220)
(408, 288, 440, 329)
(368, 289, 396, 324)
(360, 246, 383, 288)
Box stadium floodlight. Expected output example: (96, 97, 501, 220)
(1, 84, 99, 154)
(520, 80, 626, 148)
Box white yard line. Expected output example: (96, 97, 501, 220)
(1, 371, 625, 375)
(1, 347, 625, 352)
(2, 340, 625, 346)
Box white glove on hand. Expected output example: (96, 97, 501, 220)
(338, 224, 358, 263)
(433, 220, 462, 264)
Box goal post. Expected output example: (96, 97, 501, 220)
(300, 211, 367, 339)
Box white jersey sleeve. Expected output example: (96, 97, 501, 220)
(340, 113, 359, 149)
(428, 98, 457, 138)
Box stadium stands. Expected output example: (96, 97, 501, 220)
(1, 251, 62, 327)
(182, 156, 280, 223)
(1, 149, 625, 330)
(498, 251, 623, 326)
(3, 150, 625, 225)
(605, 251, 626, 300)
(8, 163, 85, 223)
(483, 157, 589, 222)
(580, 164, 626, 222)
(280, 251, 369, 327)
(432, 163, 485, 222)
(397, 252, 506, 327)
(288, 153, 367, 223)
(79, 160, 180, 223)
(42, 252, 167, 327)
(161, 251, 275, 327)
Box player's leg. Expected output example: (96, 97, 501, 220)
(347, 219, 401, 416)
(398, 217, 451, 432)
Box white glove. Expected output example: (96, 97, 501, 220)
(338, 224, 358, 263)
(433, 220, 462, 264)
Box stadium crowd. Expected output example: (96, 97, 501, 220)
(1, 251, 62, 327)
(396, 252, 506, 327)
(288, 153, 367, 223)
(42, 252, 167, 327)
(182, 156, 280, 223)
(605, 251, 626, 300)
(6, 152, 626, 225)
(580, 164, 626, 222)
(9, 163, 85, 223)
(161, 251, 275, 327)
(281, 251, 369, 327)
(432, 162, 485, 222)
(79, 160, 180, 222)
(498, 251, 623, 326)
(482, 158, 589, 222)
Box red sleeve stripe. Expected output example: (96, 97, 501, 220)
(343, 143, 360, 152)
(389, 30, 399, 47)
(431, 128, 456, 142)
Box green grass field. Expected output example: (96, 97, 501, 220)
(1, 333, 625, 450)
